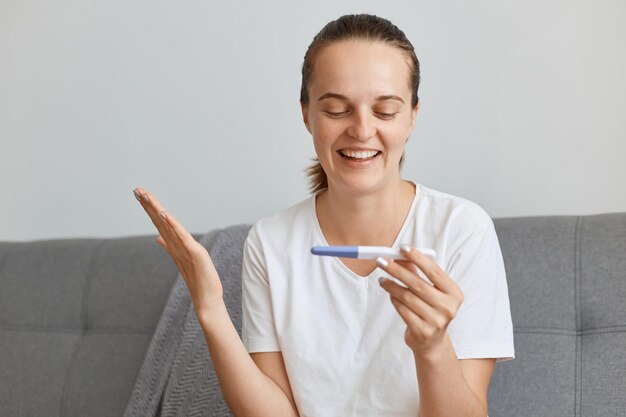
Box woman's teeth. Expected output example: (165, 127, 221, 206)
(339, 150, 381, 160)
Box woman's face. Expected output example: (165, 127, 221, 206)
(301, 39, 419, 195)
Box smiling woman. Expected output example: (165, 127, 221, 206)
(134, 13, 514, 417)
(241, 14, 514, 417)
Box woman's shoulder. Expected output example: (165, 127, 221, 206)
(413, 182, 494, 230)
(247, 194, 316, 244)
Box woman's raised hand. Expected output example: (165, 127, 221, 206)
(133, 187, 224, 316)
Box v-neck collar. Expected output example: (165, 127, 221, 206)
(310, 181, 420, 282)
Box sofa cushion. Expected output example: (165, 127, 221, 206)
(0, 235, 195, 417)
(489, 213, 626, 416)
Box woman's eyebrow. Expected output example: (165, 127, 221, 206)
(317, 92, 405, 103)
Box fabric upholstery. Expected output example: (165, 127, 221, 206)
(489, 213, 626, 416)
(0, 234, 202, 416)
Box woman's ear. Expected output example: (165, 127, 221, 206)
(411, 101, 420, 126)
(301, 102, 312, 134)
(408, 101, 420, 133)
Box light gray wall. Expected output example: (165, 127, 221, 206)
(1, 0, 625, 241)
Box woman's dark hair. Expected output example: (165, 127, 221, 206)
(300, 14, 421, 194)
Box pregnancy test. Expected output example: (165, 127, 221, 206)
(311, 246, 437, 260)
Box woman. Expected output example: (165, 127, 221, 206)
(133, 13, 514, 417)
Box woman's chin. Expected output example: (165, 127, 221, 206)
(329, 172, 394, 195)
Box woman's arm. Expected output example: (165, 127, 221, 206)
(412, 334, 494, 417)
(133, 187, 298, 417)
(198, 303, 300, 417)
(250, 352, 298, 411)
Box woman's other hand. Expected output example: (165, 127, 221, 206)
(133, 187, 224, 316)
(376, 245, 464, 357)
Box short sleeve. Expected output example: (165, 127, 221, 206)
(445, 216, 515, 362)
(241, 225, 281, 353)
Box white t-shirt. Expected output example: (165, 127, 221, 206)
(241, 182, 515, 417)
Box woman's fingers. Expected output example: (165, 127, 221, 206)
(389, 295, 425, 331)
(398, 245, 458, 295)
(376, 256, 438, 303)
(156, 235, 170, 252)
(394, 259, 427, 281)
(380, 278, 432, 322)
(157, 207, 199, 249)
(133, 187, 182, 248)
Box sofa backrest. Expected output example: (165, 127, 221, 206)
(489, 213, 626, 415)
(0, 234, 200, 417)
(2, 213, 625, 416)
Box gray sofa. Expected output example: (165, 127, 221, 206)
(1, 213, 625, 416)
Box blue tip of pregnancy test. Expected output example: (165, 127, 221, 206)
(311, 246, 359, 258)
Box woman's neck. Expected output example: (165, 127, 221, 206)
(315, 178, 416, 247)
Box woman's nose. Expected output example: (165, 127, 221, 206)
(346, 111, 376, 141)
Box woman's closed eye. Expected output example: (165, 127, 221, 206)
(325, 110, 349, 117)
(323, 110, 399, 119)
(375, 112, 398, 119)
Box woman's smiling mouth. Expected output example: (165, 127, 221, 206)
(337, 149, 382, 161)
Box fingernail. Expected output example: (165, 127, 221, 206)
(378, 277, 387, 285)
(133, 189, 141, 202)
(142, 193, 150, 203)
(400, 244, 411, 253)
(376, 257, 389, 268)
(159, 211, 167, 220)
